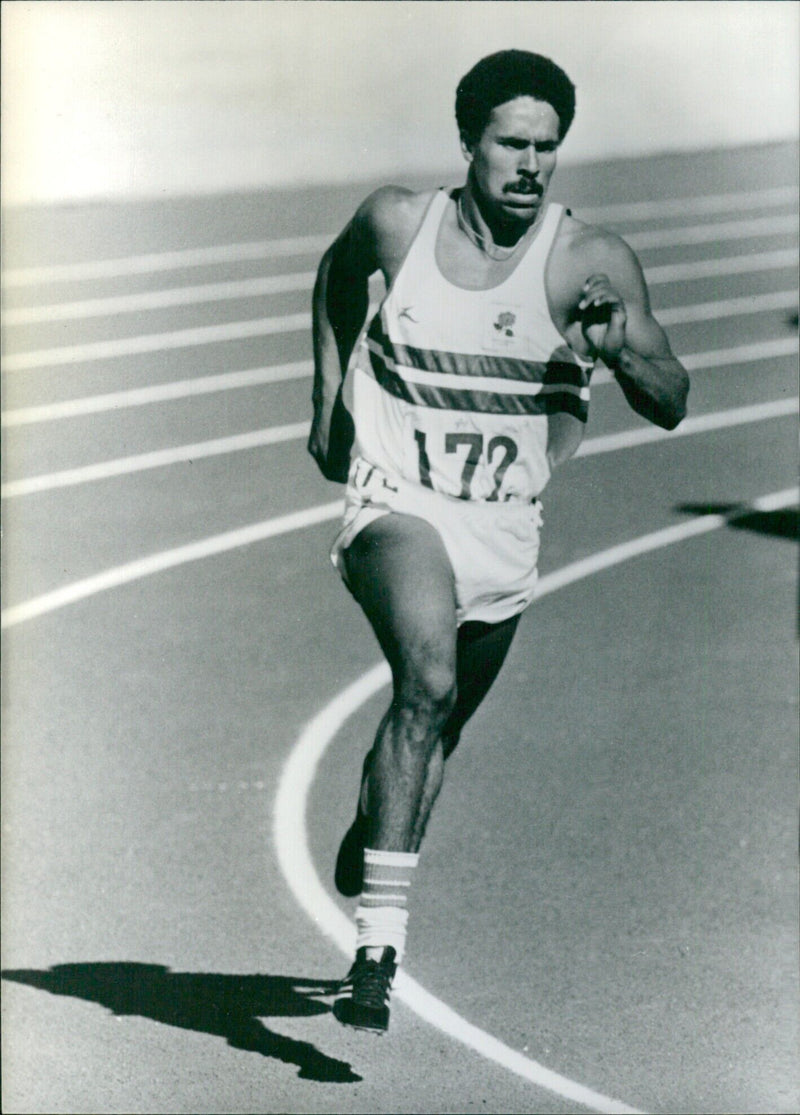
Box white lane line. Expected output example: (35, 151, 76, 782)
(3, 253, 796, 373)
(624, 213, 798, 250)
(1, 414, 795, 627)
(575, 185, 799, 225)
(590, 335, 799, 387)
(1, 422, 310, 498)
(3, 272, 317, 327)
(0, 500, 343, 629)
(645, 248, 797, 285)
(1, 313, 312, 373)
(1, 235, 332, 288)
(3, 186, 796, 289)
(655, 289, 798, 326)
(3, 391, 796, 501)
(681, 336, 798, 370)
(574, 398, 797, 457)
(4, 297, 796, 429)
(1, 361, 313, 428)
(273, 486, 798, 1115)
(5, 221, 797, 328)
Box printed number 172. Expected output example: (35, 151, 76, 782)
(414, 429, 518, 500)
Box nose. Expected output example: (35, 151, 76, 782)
(518, 146, 539, 176)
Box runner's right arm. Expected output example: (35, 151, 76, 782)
(308, 204, 376, 482)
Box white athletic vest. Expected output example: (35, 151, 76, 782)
(344, 190, 593, 502)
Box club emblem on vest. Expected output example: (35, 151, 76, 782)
(493, 311, 516, 337)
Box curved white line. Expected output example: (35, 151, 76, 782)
(273, 488, 798, 1115)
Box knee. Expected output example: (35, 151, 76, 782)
(395, 659, 457, 729)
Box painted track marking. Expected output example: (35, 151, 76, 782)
(2, 312, 312, 373)
(1, 235, 333, 287)
(3, 253, 797, 371)
(3, 185, 796, 289)
(4, 238, 796, 329)
(1, 361, 314, 428)
(3, 272, 316, 327)
(5, 293, 798, 427)
(3, 396, 796, 500)
(645, 248, 797, 285)
(0, 501, 342, 629)
(1, 422, 311, 498)
(273, 488, 797, 1115)
(623, 212, 798, 250)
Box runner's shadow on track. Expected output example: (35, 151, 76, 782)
(2, 962, 361, 1083)
(676, 504, 799, 542)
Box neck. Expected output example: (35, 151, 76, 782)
(457, 184, 546, 260)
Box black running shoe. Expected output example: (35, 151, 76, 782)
(333, 946, 397, 1034)
(334, 750, 373, 897)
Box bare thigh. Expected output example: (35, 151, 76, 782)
(343, 513, 458, 693)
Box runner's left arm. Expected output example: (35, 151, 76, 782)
(579, 237, 689, 430)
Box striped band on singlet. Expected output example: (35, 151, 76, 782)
(365, 313, 591, 421)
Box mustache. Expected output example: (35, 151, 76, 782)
(503, 180, 543, 196)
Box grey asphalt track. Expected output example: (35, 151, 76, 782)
(2, 141, 798, 1114)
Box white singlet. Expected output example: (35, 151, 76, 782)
(331, 189, 594, 624)
(341, 189, 594, 503)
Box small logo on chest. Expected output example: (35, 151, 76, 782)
(493, 311, 516, 337)
(398, 305, 418, 323)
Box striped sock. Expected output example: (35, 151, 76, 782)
(355, 847, 419, 963)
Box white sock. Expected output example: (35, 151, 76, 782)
(355, 847, 419, 963)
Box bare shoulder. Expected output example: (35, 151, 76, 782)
(356, 185, 433, 232)
(557, 213, 647, 290)
(353, 186, 437, 273)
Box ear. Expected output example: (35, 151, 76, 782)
(459, 132, 474, 163)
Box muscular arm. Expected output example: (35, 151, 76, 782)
(309, 186, 421, 481)
(308, 209, 374, 482)
(579, 235, 689, 430)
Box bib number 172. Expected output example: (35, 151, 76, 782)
(414, 429, 518, 500)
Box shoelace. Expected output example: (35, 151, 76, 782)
(345, 957, 394, 1009)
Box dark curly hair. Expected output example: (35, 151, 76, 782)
(455, 50, 576, 144)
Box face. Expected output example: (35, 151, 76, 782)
(462, 96, 560, 226)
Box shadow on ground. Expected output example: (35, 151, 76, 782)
(677, 504, 799, 542)
(2, 962, 361, 1083)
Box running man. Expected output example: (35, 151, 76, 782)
(309, 49, 689, 1033)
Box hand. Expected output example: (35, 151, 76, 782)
(578, 273, 627, 363)
(307, 389, 354, 483)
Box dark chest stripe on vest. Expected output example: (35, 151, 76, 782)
(369, 354, 589, 421)
(366, 317, 590, 421)
(366, 314, 591, 388)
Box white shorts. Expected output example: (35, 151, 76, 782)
(330, 457, 543, 625)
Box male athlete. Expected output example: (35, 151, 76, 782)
(309, 50, 689, 1033)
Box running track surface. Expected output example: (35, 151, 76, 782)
(2, 141, 798, 1114)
